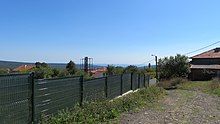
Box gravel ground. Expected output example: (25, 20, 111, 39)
(120, 90, 220, 124)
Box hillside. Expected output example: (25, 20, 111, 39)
(0, 60, 152, 70)
(0, 60, 81, 69)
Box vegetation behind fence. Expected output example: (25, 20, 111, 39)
(0, 73, 150, 124)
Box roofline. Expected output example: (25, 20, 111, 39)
(190, 47, 220, 59)
(190, 57, 220, 59)
(190, 49, 213, 59)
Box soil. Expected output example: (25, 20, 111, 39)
(120, 89, 220, 124)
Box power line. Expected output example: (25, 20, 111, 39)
(184, 41, 220, 55)
(136, 59, 154, 67)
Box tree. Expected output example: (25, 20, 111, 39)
(58, 69, 69, 77)
(66, 60, 77, 75)
(52, 68, 60, 77)
(146, 68, 156, 78)
(114, 66, 124, 75)
(33, 66, 53, 79)
(75, 70, 92, 80)
(107, 65, 115, 75)
(0, 68, 8, 74)
(33, 62, 53, 79)
(35, 62, 42, 68)
(158, 54, 189, 79)
(124, 65, 138, 73)
(35, 62, 48, 68)
(41, 62, 49, 68)
(106, 65, 125, 75)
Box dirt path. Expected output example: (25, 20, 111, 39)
(120, 90, 220, 124)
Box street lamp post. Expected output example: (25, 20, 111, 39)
(152, 54, 158, 82)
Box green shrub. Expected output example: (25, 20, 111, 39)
(212, 89, 220, 96)
(146, 68, 156, 78)
(209, 78, 220, 96)
(41, 86, 165, 124)
(158, 54, 189, 79)
(157, 78, 187, 90)
(177, 79, 220, 96)
(210, 78, 220, 90)
(0, 68, 8, 74)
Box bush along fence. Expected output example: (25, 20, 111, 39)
(0, 73, 151, 124)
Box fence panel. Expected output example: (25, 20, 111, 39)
(132, 73, 139, 90)
(83, 77, 106, 101)
(34, 77, 81, 120)
(107, 75, 121, 99)
(139, 74, 145, 88)
(0, 74, 31, 124)
(122, 74, 131, 94)
(145, 75, 150, 87)
(0, 73, 149, 123)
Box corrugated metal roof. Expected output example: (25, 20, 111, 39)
(190, 64, 220, 70)
(191, 48, 220, 59)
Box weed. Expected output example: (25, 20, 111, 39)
(41, 86, 166, 124)
(209, 78, 220, 96)
(157, 78, 187, 90)
(177, 79, 220, 96)
(210, 78, 220, 90)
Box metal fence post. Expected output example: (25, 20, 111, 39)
(131, 73, 133, 90)
(147, 75, 150, 87)
(144, 74, 146, 87)
(105, 76, 108, 98)
(80, 76, 84, 106)
(138, 74, 140, 88)
(120, 74, 123, 95)
(29, 72, 35, 124)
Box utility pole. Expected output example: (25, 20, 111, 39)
(152, 54, 158, 81)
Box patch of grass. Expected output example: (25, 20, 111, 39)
(212, 89, 220, 96)
(177, 79, 220, 96)
(157, 78, 188, 90)
(41, 86, 166, 124)
(177, 81, 210, 92)
(209, 78, 220, 96)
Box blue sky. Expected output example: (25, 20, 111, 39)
(0, 0, 220, 65)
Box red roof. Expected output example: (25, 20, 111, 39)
(191, 48, 220, 59)
(13, 65, 35, 72)
(90, 67, 107, 78)
(90, 67, 107, 73)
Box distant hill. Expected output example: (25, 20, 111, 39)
(0, 60, 154, 70)
(0, 60, 33, 69)
(0, 60, 103, 69)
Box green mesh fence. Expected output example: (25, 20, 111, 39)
(83, 77, 106, 101)
(34, 77, 81, 121)
(139, 74, 145, 88)
(122, 73, 131, 94)
(107, 75, 121, 99)
(132, 73, 139, 90)
(0, 73, 150, 123)
(0, 74, 31, 124)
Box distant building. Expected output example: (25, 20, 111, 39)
(190, 48, 220, 80)
(90, 67, 107, 78)
(13, 65, 35, 72)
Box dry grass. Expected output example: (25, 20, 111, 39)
(177, 78, 220, 96)
(157, 78, 188, 90)
(210, 78, 220, 90)
(41, 86, 166, 124)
